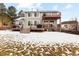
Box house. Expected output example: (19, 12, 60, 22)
(15, 10, 61, 32)
(77, 22, 79, 31)
(61, 20, 78, 31)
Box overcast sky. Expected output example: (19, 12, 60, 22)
(5, 3, 79, 22)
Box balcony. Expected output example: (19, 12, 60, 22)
(42, 16, 61, 20)
(42, 13, 61, 20)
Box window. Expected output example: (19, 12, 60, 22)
(44, 21, 48, 22)
(34, 21, 37, 25)
(28, 13, 31, 17)
(43, 13, 46, 16)
(50, 21, 54, 23)
(37, 24, 42, 28)
(64, 25, 68, 28)
(28, 21, 31, 26)
(34, 12, 37, 17)
(21, 14, 25, 17)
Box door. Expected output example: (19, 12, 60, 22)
(43, 24, 53, 31)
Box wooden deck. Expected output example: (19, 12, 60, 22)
(31, 28, 44, 32)
(11, 27, 20, 31)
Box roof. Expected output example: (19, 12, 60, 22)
(14, 17, 25, 21)
(61, 20, 78, 24)
(25, 10, 61, 13)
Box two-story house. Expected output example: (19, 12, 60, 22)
(15, 10, 61, 32)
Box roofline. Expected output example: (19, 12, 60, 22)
(61, 20, 78, 24)
(24, 10, 61, 13)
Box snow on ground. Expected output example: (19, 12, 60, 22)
(0, 30, 79, 43)
(21, 32, 79, 43)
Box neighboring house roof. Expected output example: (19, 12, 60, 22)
(61, 20, 78, 24)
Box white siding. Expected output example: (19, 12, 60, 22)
(17, 11, 59, 29)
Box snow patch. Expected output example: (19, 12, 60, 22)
(0, 30, 79, 43)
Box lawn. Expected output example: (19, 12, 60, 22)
(0, 30, 79, 56)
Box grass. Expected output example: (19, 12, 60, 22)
(0, 40, 79, 56)
(0, 34, 79, 56)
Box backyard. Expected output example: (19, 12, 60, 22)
(0, 30, 79, 56)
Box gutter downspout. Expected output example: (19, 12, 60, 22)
(60, 12, 61, 32)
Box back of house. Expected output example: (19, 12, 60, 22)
(15, 10, 61, 32)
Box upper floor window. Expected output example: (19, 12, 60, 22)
(34, 12, 37, 17)
(43, 13, 46, 16)
(28, 13, 31, 17)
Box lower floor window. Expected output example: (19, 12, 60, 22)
(34, 21, 37, 26)
(28, 21, 31, 26)
(50, 21, 54, 23)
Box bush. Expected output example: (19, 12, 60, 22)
(61, 30, 79, 35)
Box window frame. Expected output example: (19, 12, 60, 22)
(28, 13, 31, 17)
(28, 21, 31, 26)
(34, 21, 37, 26)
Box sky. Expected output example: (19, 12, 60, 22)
(4, 3, 79, 22)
